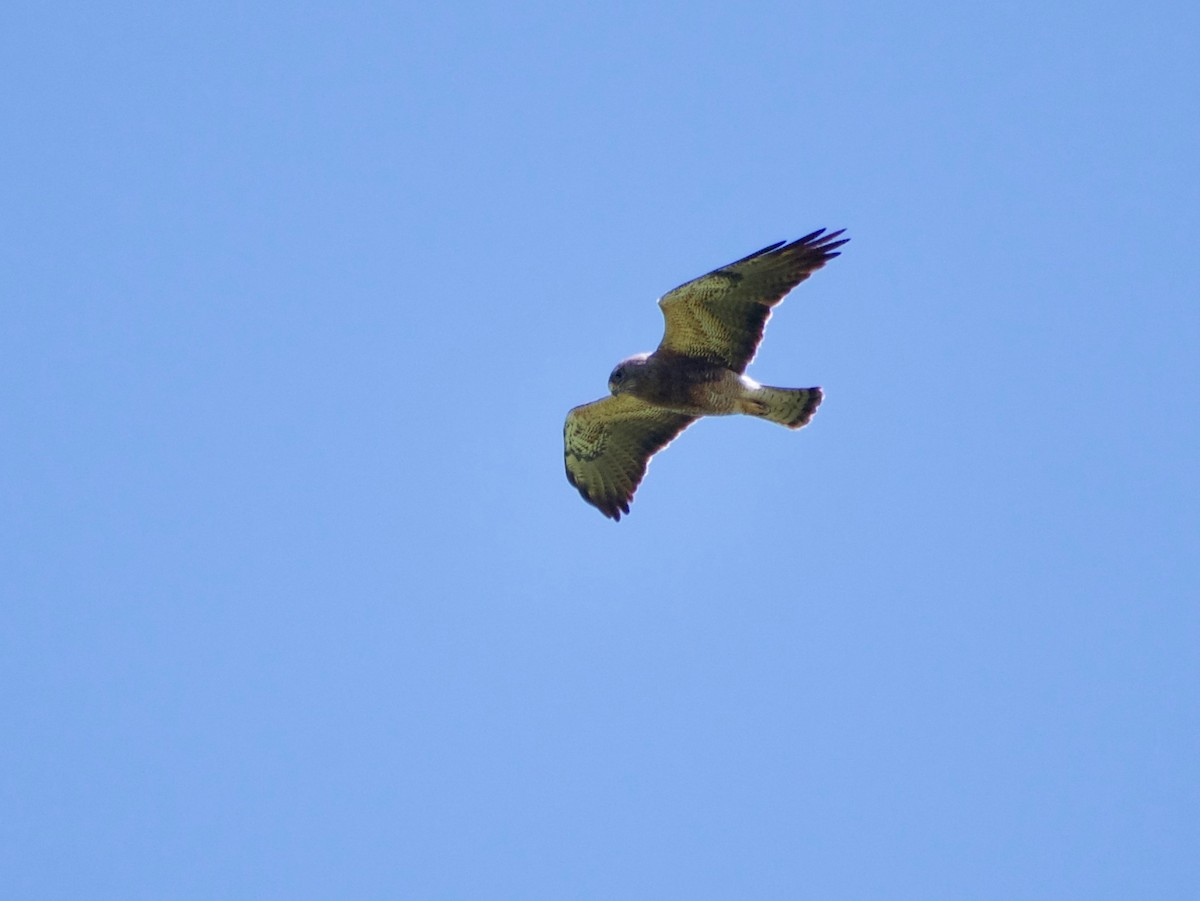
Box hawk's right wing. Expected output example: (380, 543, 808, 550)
(564, 394, 696, 521)
(656, 228, 847, 373)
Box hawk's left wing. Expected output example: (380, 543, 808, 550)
(564, 394, 696, 521)
(656, 228, 847, 373)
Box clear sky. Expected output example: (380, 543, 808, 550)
(3, 2, 1197, 898)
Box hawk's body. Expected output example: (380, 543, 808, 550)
(564, 228, 847, 520)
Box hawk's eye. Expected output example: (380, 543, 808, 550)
(612, 369, 623, 381)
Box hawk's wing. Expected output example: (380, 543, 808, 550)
(656, 228, 847, 373)
(564, 393, 696, 521)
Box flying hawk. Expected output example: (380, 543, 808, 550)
(564, 228, 847, 520)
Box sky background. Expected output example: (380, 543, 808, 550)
(2, 2, 1197, 898)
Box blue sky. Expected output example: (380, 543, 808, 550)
(3, 2, 1197, 898)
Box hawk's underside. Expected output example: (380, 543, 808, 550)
(564, 228, 847, 520)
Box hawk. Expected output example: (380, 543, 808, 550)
(564, 228, 847, 520)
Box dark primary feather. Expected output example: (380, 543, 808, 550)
(656, 228, 847, 372)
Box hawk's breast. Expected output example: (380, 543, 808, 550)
(635, 353, 740, 415)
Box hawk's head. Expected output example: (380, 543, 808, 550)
(608, 353, 651, 395)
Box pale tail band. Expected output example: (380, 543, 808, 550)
(745, 386, 823, 429)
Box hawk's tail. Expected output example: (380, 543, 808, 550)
(746, 386, 823, 430)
